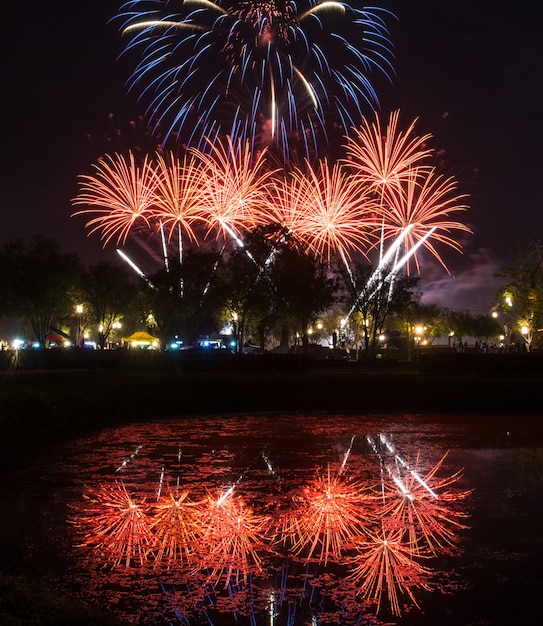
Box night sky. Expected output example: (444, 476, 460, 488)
(3, 1, 543, 312)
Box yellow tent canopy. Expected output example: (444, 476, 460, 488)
(122, 331, 160, 347)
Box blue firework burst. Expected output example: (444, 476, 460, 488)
(114, 0, 395, 161)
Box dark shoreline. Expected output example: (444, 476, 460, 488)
(1, 359, 542, 469)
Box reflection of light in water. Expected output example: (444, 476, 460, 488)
(349, 523, 433, 615)
(151, 489, 199, 569)
(71, 426, 470, 623)
(76, 480, 154, 568)
(282, 465, 372, 565)
(195, 488, 272, 589)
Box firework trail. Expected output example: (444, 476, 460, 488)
(115, 444, 143, 473)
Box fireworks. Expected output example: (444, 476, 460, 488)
(194, 489, 272, 588)
(345, 110, 433, 193)
(379, 450, 472, 556)
(268, 159, 379, 266)
(77, 480, 155, 568)
(73, 114, 471, 297)
(149, 151, 208, 253)
(284, 466, 371, 565)
(349, 523, 433, 615)
(72, 151, 158, 246)
(190, 136, 276, 245)
(151, 488, 200, 569)
(377, 166, 471, 274)
(72, 435, 471, 621)
(113, 1, 395, 159)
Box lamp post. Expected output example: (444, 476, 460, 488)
(75, 304, 84, 347)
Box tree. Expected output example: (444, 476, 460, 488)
(81, 261, 138, 349)
(0, 237, 83, 347)
(338, 260, 420, 359)
(271, 244, 337, 353)
(215, 227, 279, 352)
(494, 241, 543, 351)
(145, 249, 224, 347)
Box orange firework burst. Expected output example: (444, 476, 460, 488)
(72, 151, 158, 246)
(380, 451, 472, 557)
(191, 136, 276, 244)
(149, 151, 207, 247)
(349, 523, 432, 616)
(195, 488, 272, 588)
(378, 166, 471, 273)
(78, 481, 155, 568)
(151, 488, 200, 570)
(285, 467, 372, 565)
(288, 159, 378, 266)
(345, 109, 433, 193)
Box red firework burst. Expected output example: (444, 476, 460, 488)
(195, 489, 272, 587)
(345, 109, 433, 193)
(378, 166, 471, 273)
(349, 523, 433, 616)
(72, 151, 158, 246)
(149, 151, 208, 247)
(190, 136, 277, 244)
(279, 159, 379, 266)
(379, 451, 472, 556)
(78, 480, 155, 568)
(284, 467, 372, 565)
(151, 488, 201, 570)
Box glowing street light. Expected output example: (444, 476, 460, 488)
(75, 304, 84, 347)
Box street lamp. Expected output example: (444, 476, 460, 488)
(75, 304, 84, 347)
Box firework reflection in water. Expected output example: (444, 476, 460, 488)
(72, 430, 470, 622)
(283, 464, 374, 565)
(195, 486, 272, 589)
(77, 480, 155, 568)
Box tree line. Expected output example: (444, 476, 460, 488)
(1, 235, 540, 357)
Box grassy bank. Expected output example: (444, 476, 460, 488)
(1, 358, 542, 468)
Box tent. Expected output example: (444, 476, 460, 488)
(122, 331, 160, 349)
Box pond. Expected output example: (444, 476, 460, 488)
(2, 412, 543, 625)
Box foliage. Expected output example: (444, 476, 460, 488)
(338, 260, 420, 359)
(494, 241, 543, 350)
(145, 249, 224, 347)
(271, 243, 337, 352)
(80, 262, 138, 349)
(215, 228, 278, 352)
(0, 237, 83, 347)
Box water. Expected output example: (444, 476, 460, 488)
(2, 412, 543, 625)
